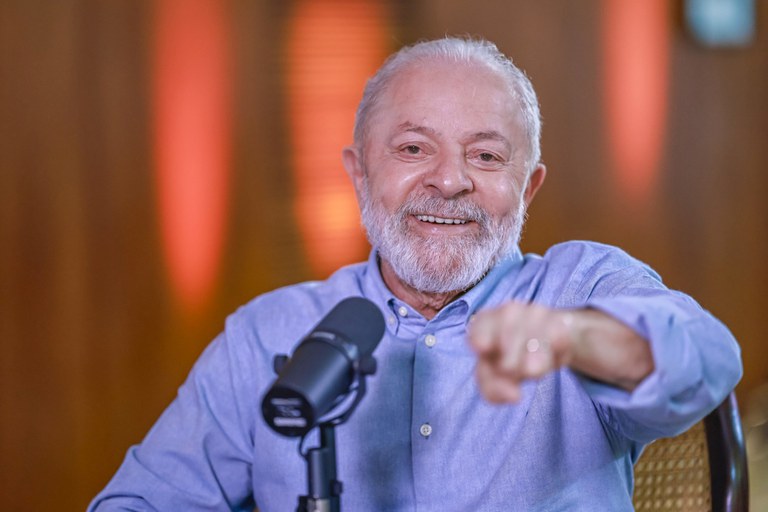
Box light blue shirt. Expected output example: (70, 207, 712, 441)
(89, 241, 742, 511)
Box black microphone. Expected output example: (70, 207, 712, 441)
(261, 297, 385, 437)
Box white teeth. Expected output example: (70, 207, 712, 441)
(416, 214, 468, 225)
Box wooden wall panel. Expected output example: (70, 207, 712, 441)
(0, 0, 766, 509)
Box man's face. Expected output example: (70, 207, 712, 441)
(345, 60, 544, 294)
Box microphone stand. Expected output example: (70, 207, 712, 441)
(290, 356, 376, 512)
(297, 423, 341, 512)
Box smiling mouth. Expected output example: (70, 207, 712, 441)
(415, 214, 469, 225)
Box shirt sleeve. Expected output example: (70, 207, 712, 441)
(548, 242, 743, 444)
(88, 325, 258, 511)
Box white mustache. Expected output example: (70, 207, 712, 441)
(396, 196, 490, 226)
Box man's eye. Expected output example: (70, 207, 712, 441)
(404, 145, 421, 154)
(479, 152, 497, 162)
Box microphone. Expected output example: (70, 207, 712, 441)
(261, 297, 385, 437)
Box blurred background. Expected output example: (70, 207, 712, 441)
(1, 0, 767, 509)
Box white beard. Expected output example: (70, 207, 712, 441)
(360, 177, 527, 294)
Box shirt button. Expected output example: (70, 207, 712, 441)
(424, 334, 437, 348)
(419, 423, 432, 437)
(397, 306, 408, 317)
(387, 315, 396, 325)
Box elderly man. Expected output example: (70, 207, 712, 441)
(90, 37, 742, 511)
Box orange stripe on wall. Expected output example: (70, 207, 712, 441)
(152, 0, 233, 312)
(602, 0, 670, 204)
(286, 0, 389, 278)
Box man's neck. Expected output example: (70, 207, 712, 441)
(379, 258, 465, 320)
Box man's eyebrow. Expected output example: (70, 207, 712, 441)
(465, 131, 512, 151)
(396, 122, 438, 137)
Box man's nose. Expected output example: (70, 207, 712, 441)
(422, 153, 474, 198)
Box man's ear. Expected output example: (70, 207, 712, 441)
(523, 163, 547, 207)
(342, 145, 365, 198)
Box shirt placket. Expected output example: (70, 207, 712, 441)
(409, 304, 468, 510)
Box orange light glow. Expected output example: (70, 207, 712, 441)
(286, 0, 389, 278)
(602, 0, 670, 204)
(152, 0, 233, 312)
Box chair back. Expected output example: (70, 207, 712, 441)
(633, 393, 749, 512)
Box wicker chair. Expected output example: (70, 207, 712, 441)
(633, 393, 749, 511)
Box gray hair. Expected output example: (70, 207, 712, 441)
(353, 36, 542, 172)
